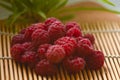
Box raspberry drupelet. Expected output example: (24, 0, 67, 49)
(44, 17, 59, 30)
(46, 45, 65, 63)
(54, 37, 77, 56)
(66, 27, 82, 38)
(37, 44, 51, 60)
(31, 29, 50, 49)
(11, 34, 24, 46)
(65, 22, 81, 31)
(21, 51, 39, 68)
(63, 56, 85, 73)
(35, 59, 58, 76)
(48, 21, 66, 43)
(24, 23, 45, 42)
(84, 33, 95, 45)
(77, 38, 94, 58)
(11, 44, 25, 62)
(85, 50, 104, 70)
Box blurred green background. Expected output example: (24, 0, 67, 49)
(0, 0, 120, 24)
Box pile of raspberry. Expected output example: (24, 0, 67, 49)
(11, 17, 104, 76)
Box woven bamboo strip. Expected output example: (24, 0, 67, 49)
(111, 23, 120, 78)
(2, 26, 10, 80)
(43, 76, 47, 80)
(86, 23, 104, 80)
(0, 27, 5, 80)
(70, 73, 75, 80)
(6, 30, 14, 80)
(92, 23, 108, 80)
(93, 23, 113, 80)
(83, 23, 99, 80)
(102, 22, 119, 79)
(97, 22, 118, 80)
(19, 25, 29, 80)
(38, 75, 42, 80)
(1, 22, 120, 80)
(32, 70, 38, 80)
(59, 67, 66, 80)
(93, 33, 108, 80)
(56, 68, 61, 80)
(74, 73, 81, 80)
(106, 22, 120, 79)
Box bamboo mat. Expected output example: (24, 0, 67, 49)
(0, 22, 120, 80)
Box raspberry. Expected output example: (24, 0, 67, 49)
(85, 50, 104, 70)
(63, 56, 85, 73)
(31, 29, 50, 48)
(65, 22, 80, 31)
(19, 28, 26, 34)
(21, 51, 39, 68)
(46, 45, 65, 63)
(76, 36, 83, 42)
(24, 23, 45, 42)
(37, 44, 51, 60)
(84, 33, 95, 45)
(11, 34, 24, 46)
(35, 59, 57, 76)
(31, 23, 45, 30)
(77, 38, 94, 58)
(22, 42, 31, 49)
(66, 27, 82, 38)
(48, 21, 65, 43)
(45, 17, 58, 29)
(11, 44, 25, 62)
(10, 18, 104, 76)
(55, 37, 77, 56)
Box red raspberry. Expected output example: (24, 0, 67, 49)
(63, 56, 85, 73)
(66, 27, 82, 38)
(31, 23, 46, 30)
(11, 34, 24, 46)
(22, 42, 31, 49)
(65, 22, 80, 31)
(11, 44, 25, 62)
(37, 44, 51, 60)
(77, 38, 94, 58)
(46, 45, 65, 63)
(48, 21, 65, 43)
(21, 51, 39, 68)
(19, 28, 26, 34)
(85, 50, 104, 70)
(35, 59, 58, 76)
(31, 29, 50, 48)
(84, 33, 95, 45)
(76, 36, 83, 42)
(44, 17, 58, 29)
(55, 37, 77, 56)
(24, 23, 45, 42)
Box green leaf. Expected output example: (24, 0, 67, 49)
(55, 0, 68, 10)
(1, 0, 12, 4)
(8, 9, 27, 24)
(0, 2, 12, 11)
(47, 0, 60, 9)
(48, 0, 68, 13)
(38, 11, 47, 20)
(20, 0, 35, 10)
(58, 14, 74, 21)
(98, 0, 115, 6)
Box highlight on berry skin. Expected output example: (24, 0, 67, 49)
(10, 17, 104, 76)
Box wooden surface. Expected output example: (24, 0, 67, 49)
(67, 1, 120, 23)
(0, 21, 120, 80)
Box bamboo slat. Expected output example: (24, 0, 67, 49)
(0, 22, 120, 80)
